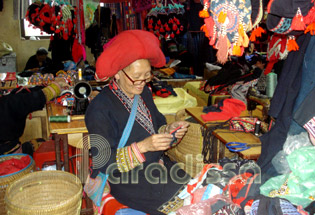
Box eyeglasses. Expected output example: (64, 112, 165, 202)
(121, 69, 153, 85)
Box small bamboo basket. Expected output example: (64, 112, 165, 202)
(0, 153, 35, 215)
(5, 170, 82, 215)
(166, 122, 206, 177)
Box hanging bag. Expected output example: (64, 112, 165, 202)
(84, 95, 139, 212)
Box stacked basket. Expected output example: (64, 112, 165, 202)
(5, 170, 82, 215)
(0, 154, 35, 215)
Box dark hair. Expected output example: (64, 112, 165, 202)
(36, 47, 48, 55)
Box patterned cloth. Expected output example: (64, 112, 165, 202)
(110, 80, 155, 135)
(303, 117, 315, 139)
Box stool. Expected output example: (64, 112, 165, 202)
(33, 140, 74, 170)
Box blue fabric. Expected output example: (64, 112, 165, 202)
(289, 36, 315, 135)
(115, 208, 147, 215)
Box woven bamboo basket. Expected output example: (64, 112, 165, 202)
(0, 153, 35, 215)
(5, 170, 82, 215)
(166, 121, 205, 177)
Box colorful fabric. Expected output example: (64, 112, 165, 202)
(116, 143, 146, 172)
(201, 98, 246, 122)
(229, 117, 258, 133)
(200, 0, 252, 63)
(303, 116, 315, 139)
(110, 81, 155, 135)
(42, 82, 61, 101)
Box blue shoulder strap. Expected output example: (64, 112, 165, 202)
(118, 94, 139, 149)
(94, 94, 139, 207)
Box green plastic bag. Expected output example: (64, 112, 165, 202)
(260, 146, 315, 208)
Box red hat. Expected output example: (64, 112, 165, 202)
(95, 30, 166, 81)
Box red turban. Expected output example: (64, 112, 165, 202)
(95, 30, 166, 81)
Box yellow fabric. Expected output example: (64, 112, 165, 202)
(183, 81, 209, 105)
(154, 88, 197, 115)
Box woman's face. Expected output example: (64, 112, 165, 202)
(115, 59, 152, 98)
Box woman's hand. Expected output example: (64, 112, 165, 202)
(166, 121, 190, 139)
(136, 133, 173, 153)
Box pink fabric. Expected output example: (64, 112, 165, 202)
(176, 194, 234, 215)
(191, 186, 207, 204)
(201, 98, 246, 122)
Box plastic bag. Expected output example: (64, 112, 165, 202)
(261, 146, 315, 208)
(0, 41, 13, 58)
(272, 132, 312, 174)
(286, 146, 315, 182)
(283, 132, 312, 155)
(271, 150, 290, 175)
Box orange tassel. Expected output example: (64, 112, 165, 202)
(216, 35, 229, 64)
(199, 10, 210, 18)
(305, 22, 315, 35)
(249, 26, 266, 42)
(249, 32, 257, 42)
(287, 36, 299, 52)
(199, 1, 210, 18)
(232, 45, 242, 56)
(201, 25, 210, 38)
(291, 7, 306, 31)
(218, 11, 227, 23)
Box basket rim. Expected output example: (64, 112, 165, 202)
(5, 170, 82, 210)
(0, 153, 33, 178)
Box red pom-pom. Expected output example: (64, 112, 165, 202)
(155, 25, 159, 30)
(40, 21, 45, 26)
(180, 25, 184, 31)
(172, 24, 177, 31)
(170, 32, 175, 38)
(157, 20, 162, 25)
(176, 29, 180, 34)
(165, 26, 171, 31)
(159, 27, 165, 33)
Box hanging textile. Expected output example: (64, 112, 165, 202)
(25, 1, 77, 40)
(144, 1, 186, 40)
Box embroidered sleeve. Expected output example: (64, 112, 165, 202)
(304, 117, 315, 139)
(116, 143, 146, 172)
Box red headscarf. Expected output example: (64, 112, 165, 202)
(95, 30, 166, 81)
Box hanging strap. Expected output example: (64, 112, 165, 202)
(92, 94, 139, 207)
(118, 94, 139, 149)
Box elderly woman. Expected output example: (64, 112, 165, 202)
(85, 30, 190, 214)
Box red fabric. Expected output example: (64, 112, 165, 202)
(0, 156, 31, 176)
(100, 0, 125, 2)
(201, 98, 246, 122)
(72, 38, 84, 63)
(95, 30, 166, 81)
(102, 194, 128, 215)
